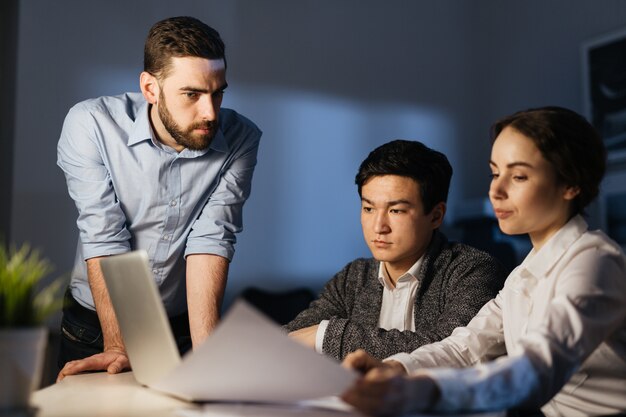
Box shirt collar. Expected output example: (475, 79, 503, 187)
(377, 256, 423, 290)
(127, 101, 152, 146)
(521, 215, 588, 279)
(126, 102, 229, 156)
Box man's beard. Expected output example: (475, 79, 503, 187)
(157, 91, 217, 151)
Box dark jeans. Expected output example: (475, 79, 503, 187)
(57, 289, 192, 371)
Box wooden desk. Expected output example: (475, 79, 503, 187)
(31, 372, 196, 417)
(31, 372, 366, 417)
(31, 372, 505, 417)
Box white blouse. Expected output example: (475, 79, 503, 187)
(388, 215, 626, 416)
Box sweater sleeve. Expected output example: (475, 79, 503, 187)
(321, 248, 507, 361)
(283, 261, 354, 332)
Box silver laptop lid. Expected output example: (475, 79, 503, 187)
(100, 250, 181, 386)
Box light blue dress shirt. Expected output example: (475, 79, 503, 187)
(57, 92, 261, 316)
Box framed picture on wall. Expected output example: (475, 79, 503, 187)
(582, 27, 626, 164)
(599, 170, 626, 251)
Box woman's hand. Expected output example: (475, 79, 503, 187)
(341, 362, 439, 416)
(342, 349, 405, 374)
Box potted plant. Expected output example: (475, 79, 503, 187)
(0, 243, 64, 411)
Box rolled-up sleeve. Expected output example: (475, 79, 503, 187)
(185, 123, 261, 260)
(57, 105, 131, 259)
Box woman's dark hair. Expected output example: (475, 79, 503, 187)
(355, 140, 452, 214)
(144, 16, 226, 79)
(491, 106, 606, 217)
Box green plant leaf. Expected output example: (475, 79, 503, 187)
(0, 243, 66, 327)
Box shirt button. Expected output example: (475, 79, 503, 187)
(163, 234, 171, 240)
(170, 200, 177, 207)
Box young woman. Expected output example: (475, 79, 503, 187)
(341, 107, 626, 417)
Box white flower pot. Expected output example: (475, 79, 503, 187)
(0, 327, 48, 411)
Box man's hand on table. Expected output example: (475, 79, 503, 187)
(57, 349, 130, 382)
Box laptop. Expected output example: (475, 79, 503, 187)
(99, 250, 181, 386)
(99, 250, 356, 403)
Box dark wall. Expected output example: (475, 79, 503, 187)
(0, 0, 18, 245)
(11, 1, 626, 301)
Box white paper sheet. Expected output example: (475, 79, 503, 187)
(151, 300, 358, 403)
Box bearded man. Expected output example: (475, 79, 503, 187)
(56, 16, 261, 380)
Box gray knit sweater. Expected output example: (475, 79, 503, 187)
(284, 231, 507, 360)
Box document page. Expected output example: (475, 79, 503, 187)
(151, 300, 357, 403)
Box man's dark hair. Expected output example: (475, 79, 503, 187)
(355, 140, 453, 214)
(491, 106, 606, 217)
(144, 16, 226, 79)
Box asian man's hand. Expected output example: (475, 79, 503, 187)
(288, 324, 318, 348)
